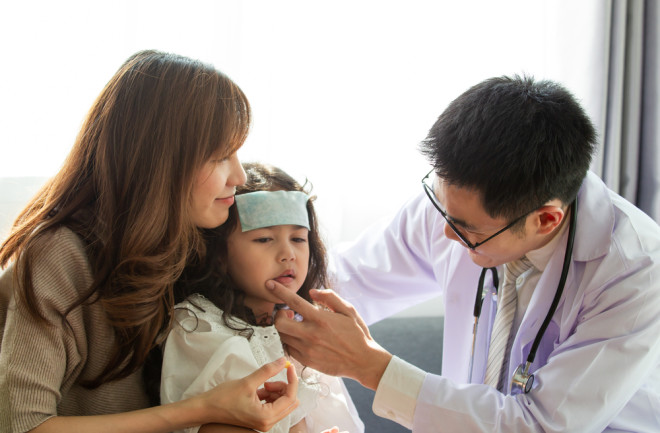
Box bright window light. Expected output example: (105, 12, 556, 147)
(0, 0, 605, 244)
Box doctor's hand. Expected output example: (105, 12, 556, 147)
(267, 280, 393, 391)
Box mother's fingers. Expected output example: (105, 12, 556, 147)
(245, 358, 289, 387)
(258, 360, 297, 401)
(245, 358, 298, 414)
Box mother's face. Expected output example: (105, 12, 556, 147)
(190, 151, 246, 229)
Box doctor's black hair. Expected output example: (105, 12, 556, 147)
(420, 75, 597, 224)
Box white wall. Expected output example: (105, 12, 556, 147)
(0, 178, 45, 240)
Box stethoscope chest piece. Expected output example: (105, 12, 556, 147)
(511, 362, 534, 395)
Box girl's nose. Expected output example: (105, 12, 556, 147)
(278, 243, 295, 262)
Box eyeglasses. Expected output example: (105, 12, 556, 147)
(421, 170, 530, 250)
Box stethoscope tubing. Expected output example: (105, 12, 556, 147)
(468, 267, 498, 382)
(526, 199, 577, 364)
(468, 200, 577, 390)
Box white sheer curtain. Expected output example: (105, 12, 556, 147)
(0, 0, 612, 244)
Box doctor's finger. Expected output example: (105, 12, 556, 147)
(309, 289, 356, 316)
(275, 320, 309, 349)
(310, 289, 372, 338)
(273, 308, 295, 322)
(279, 342, 309, 367)
(266, 280, 321, 318)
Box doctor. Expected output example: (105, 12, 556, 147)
(268, 75, 660, 432)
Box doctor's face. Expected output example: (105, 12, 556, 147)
(431, 178, 536, 268)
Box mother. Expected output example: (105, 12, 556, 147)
(0, 50, 298, 433)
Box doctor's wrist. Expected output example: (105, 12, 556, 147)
(356, 343, 393, 391)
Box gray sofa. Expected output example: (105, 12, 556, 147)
(344, 316, 444, 432)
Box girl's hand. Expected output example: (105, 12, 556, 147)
(197, 358, 299, 432)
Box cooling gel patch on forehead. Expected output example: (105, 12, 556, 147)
(235, 190, 310, 232)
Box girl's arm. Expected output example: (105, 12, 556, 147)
(29, 359, 299, 433)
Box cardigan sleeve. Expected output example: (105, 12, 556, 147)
(0, 227, 94, 433)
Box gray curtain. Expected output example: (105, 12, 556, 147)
(597, 0, 660, 222)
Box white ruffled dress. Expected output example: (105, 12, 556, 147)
(161, 294, 364, 433)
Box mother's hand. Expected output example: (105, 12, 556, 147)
(197, 358, 299, 432)
(267, 281, 392, 391)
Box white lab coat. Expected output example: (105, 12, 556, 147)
(332, 172, 660, 432)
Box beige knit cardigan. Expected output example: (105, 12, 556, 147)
(0, 227, 150, 433)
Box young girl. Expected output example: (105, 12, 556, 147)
(160, 162, 364, 433)
(0, 50, 298, 433)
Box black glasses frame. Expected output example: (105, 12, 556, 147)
(422, 170, 530, 250)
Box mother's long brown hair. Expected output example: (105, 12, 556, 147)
(0, 50, 250, 387)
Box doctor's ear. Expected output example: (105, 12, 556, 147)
(534, 204, 565, 235)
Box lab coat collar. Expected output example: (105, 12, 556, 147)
(525, 171, 610, 268)
(572, 171, 614, 262)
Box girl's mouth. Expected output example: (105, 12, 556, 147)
(274, 271, 295, 285)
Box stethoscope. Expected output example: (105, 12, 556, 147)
(468, 199, 577, 394)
